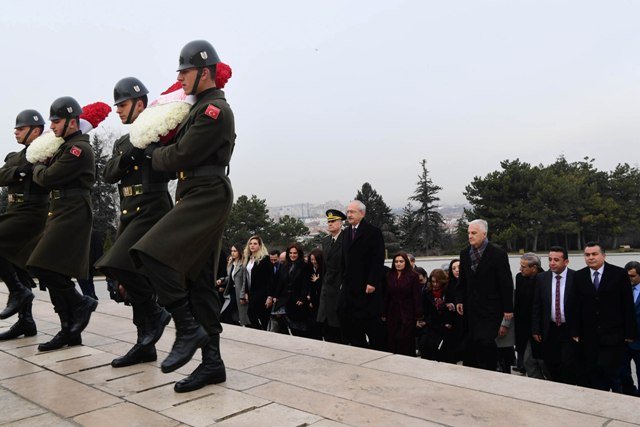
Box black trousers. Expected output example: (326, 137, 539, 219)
(136, 252, 222, 336)
(543, 323, 577, 384)
(29, 267, 82, 314)
(0, 256, 21, 291)
(99, 266, 154, 305)
(464, 337, 499, 371)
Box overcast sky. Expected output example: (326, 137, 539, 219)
(2, 1, 639, 208)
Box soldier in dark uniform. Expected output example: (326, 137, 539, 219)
(0, 110, 49, 340)
(27, 96, 98, 351)
(95, 77, 172, 367)
(317, 209, 346, 343)
(131, 40, 235, 393)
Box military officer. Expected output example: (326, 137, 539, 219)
(27, 96, 98, 351)
(131, 40, 235, 393)
(317, 209, 346, 343)
(0, 110, 49, 340)
(95, 77, 172, 367)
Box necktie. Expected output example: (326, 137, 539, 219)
(593, 271, 600, 291)
(331, 237, 335, 247)
(351, 227, 356, 241)
(555, 275, 562, 326)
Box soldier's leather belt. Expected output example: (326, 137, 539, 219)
(178, 165, 227, 180)
(50, 188, 90, 200)
(120, 183, 169, 198)
(7, 193, 49, 204)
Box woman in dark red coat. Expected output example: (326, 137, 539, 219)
(383, 252, 423, 356)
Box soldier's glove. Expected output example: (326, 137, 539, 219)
(15, 163, 34, 178)
(122, 146, 145, 165)
(144, 143, 159, 160)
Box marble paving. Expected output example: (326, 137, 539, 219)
(0, 281, 638, 426)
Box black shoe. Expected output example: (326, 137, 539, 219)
(37, 330, 82, 351)
(140, 304, 171, 347)
(69, 296, 98, 335)
(111, 344, 157, 367)
(0, 316, 37, 340)
(0, 287, 34, 319)
(161, 301, 209, 373)
(174, 335, 226, 393)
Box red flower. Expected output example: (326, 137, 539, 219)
(215, 62, 232, 88)
(81, 102, 112, 128)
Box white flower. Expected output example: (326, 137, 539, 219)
(26, 131, 64, 164)
(129, 101, 192, 149)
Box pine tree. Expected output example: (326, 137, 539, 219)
(223, 195, 275, 247)
(409, 159, 445, 255)
(355, 182, 399, 255)
(90, 129, 119, 247)
(0, 187, 7, 214)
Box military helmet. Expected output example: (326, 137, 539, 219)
(113, 77, 149, 105)
(177, 40, 220, 71)
(15, 109, 45, 128)
(49, 96, 82, 120)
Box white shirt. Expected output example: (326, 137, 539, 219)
(633, 284, 639, 304)
(246, 259, 255, 289)
(551, 269, 567, 324)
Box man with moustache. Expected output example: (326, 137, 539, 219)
(95, 77, 172, 367)
(0, 110, 49, 340)
(572, 242, 636, 391)
(317, 209, 346, 343)
(456, 219, 514, 371)
(130, 40, 235, 392)
(532, 246, 577, 383)
(27, 97, 97, 351)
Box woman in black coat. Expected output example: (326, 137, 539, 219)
(243, 235, 273, 330)
(306, 248, 324, 340)
(418, 268, 456, 361)
(270, 243, 309, 336)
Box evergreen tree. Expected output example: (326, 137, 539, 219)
(223, 194, 275, 247)
(270, 215, 310, 248)
(409, 159, 445, 254)
(397, 202, 421, 253)
(90, 130, 119, 248)
(0, 187, 7, 214)
(355, 182, 399, 255)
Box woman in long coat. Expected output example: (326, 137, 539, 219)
(383, 251, 423, 356)
(218, 243, 249, 326)
(243, 235, 273, 330)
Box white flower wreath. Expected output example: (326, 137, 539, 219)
(129, 101, 191, 149)
(26, 131, 64, 164)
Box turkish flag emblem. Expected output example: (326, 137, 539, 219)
(70, 146, 83, 157)
(205, 104, 220, 120)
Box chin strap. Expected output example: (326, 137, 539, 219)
(190, 68, 204, 95)
(125, 101, 136, 124)
(61, 118, 71, 138)
(21, 126, 35, 144)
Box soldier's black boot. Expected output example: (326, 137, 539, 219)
(69, 294, 98, 335)
(161, 300, 209, 373)
(0, 302, 37, 340)
(139, 299, 171, 347)
(38, 312, 82, 351)
(112, 304, 158, 367)
(0, 272, 34, 319)
(174, 334, 226, 393)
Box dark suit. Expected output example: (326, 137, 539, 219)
(317, 232, 343, 342)
(531, 268, 577, 383)
(457, 241, 514, 370)
(573, 262, 637, 390)
(620, 285, 640, 395)
(339, 219, 385, 349)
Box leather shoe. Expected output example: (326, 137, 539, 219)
(111, 344, 157, 367)
(161, 300, 209, 373)
(69, 296, 98, 335)
(174, 336, 226, 393)
(0, 287, 34, 319)
(38, 330, 82, 351)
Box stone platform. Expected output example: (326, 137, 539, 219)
(0, 282, 639, 426)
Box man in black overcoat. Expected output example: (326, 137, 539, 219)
(317, 209, 345, 343)
(339, 200, 385, 349)
(456, 219, 514, 371)
(130, 40, 235, 393)
(532, 246, 577, 384)
(571, 242, 637, 391)
(0, 109, 48, 340)
(95, 77, 172, 367)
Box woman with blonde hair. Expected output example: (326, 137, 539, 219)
(243, 236, 272, 329)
